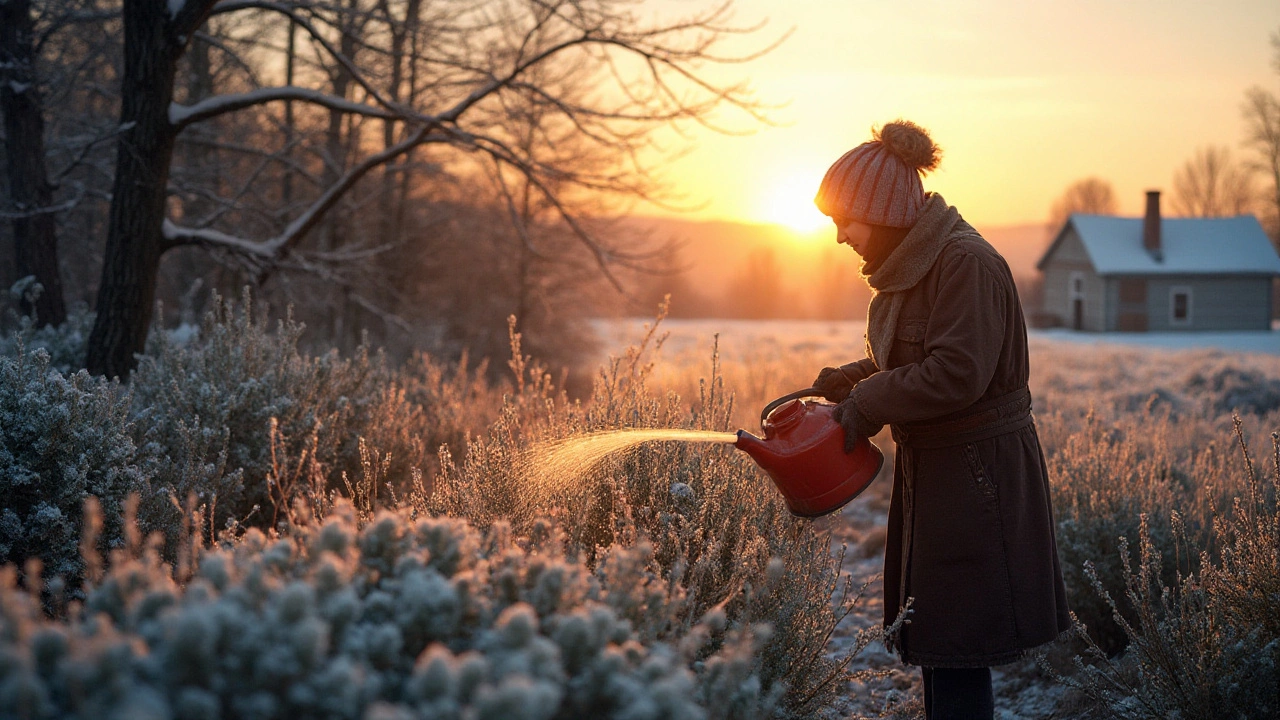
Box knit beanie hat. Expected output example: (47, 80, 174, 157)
(813, 120, 941, 228)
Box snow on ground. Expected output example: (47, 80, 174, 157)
(1034, 326, 1280, 354)
(594, 317, 1280, 364)
(591, 318, 868, 367)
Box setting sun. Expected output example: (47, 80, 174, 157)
(761, 173, 831, 233)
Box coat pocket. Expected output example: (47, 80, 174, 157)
(897, 318, 927, 342)
(962, 442, 998, 502)
(893, 318, 929, 365)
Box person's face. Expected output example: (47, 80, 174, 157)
(833, 215, 873, 256)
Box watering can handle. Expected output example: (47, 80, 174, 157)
(760, 387, 823, 425)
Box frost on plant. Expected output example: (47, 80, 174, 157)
(1055, 421, 1280, 719)
(0, 346, 141, 585)
(130, 291, 466, 535)
(0, 502, 783, 720)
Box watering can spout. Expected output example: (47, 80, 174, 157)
(734, 429, 775, 465)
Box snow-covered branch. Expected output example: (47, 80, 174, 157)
(170, 86, 398, 129)
(171, 0, 220, 39)
(162, 220, 275, 259)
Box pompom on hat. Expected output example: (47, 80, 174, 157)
(814, 120, 942, 228)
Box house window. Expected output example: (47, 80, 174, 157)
(1169, 286, 1192, 326)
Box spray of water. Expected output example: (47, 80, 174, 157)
(522, 429, 738, 497)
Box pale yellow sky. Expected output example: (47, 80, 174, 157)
(643, 0, 1280, 229)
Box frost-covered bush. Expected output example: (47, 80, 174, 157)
(0, 301, 95, 374)
(1188, 364, 1280, 416)
(1044, 410, 1201, 655)
(130, 292, 437, 535)
(0, 500, 781, 720)
(425, 318, 872, 716)
(0, 346, 142, 583)
(1059, 423, 1280, 719)
(1030, 344, 1280, 656)
(1029, 342, 1280, 428)
(397, 349, 503, 471)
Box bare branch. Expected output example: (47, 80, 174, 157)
(162, 219, 275, 260)
(464, 129, 633, 293)
(489, 157, 555, 261)
(0, 181, 85, 219)
(164, 121, 441, 263)
(1171, 146, 1255, 218)
(51, 122, 134, 184)
(171, 86, 398, 129)
(210, 0, 401, 112)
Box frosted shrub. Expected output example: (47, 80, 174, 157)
(0, 302, 95, 374)
(1029, 344, 1280, 433)
(0, 346, 142, 584)
(0, 500, 779, 720)
(1202, 426, 1280, 642)
(1060, 423, 1280, 718)
(130, 292, 436, 535)
(1031, 345, 1280, 656)
(1045, 410, 1200, 655)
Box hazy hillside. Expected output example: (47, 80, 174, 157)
(613, 215, 1050, 319)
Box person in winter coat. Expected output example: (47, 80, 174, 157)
(809, 120, 1071, 720)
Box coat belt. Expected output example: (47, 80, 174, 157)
(891, 387, 1033, 449)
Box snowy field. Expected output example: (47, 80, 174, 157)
(593, 317, 1280, 363)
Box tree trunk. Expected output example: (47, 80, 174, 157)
(320, 0, 361, 254)
(380, 0, 421, 242)
(86, 0, 212, 377)
(1, 0, 67, 327)
(180, 33, 216, 221)
(282, 19, 296, 207)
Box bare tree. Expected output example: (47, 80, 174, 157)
(1170, 145, 1255, 217)
(1, 0, 67, 326)
(84, 0, 773, 377)
(1048, 176, 1117, 232)
(1243, 28, 1280, 242)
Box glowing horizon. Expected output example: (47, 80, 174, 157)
(642, 0, 1280, 231)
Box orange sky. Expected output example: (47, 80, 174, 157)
(643, 0, 1280, 230)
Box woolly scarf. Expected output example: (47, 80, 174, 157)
(863, 193, 979, 367)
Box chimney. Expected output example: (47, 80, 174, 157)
(1143, 190, 1162, 261)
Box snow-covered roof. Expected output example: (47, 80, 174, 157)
(1038, 214, 1280, 276)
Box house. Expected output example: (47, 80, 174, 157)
(1035, 191, 1280, 331)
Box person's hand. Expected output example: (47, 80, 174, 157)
(831, 396, 881, 452)
(812, 363, 870, 403)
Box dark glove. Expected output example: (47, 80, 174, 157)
(812, 362, 871, 403)
(831, 396, 882, 452)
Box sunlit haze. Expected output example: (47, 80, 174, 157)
(644, 0, 1280, 230)
(761, 170, 833, 233)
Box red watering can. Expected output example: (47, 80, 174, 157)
(734, 388, 884, 517)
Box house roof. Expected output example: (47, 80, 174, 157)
(1036, 214, 1280, 276)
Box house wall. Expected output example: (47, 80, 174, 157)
(1040, 229, 1106, 330)
(1143, 275, 1273, 331)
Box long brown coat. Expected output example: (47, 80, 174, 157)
(846, 215, 1071, 668)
